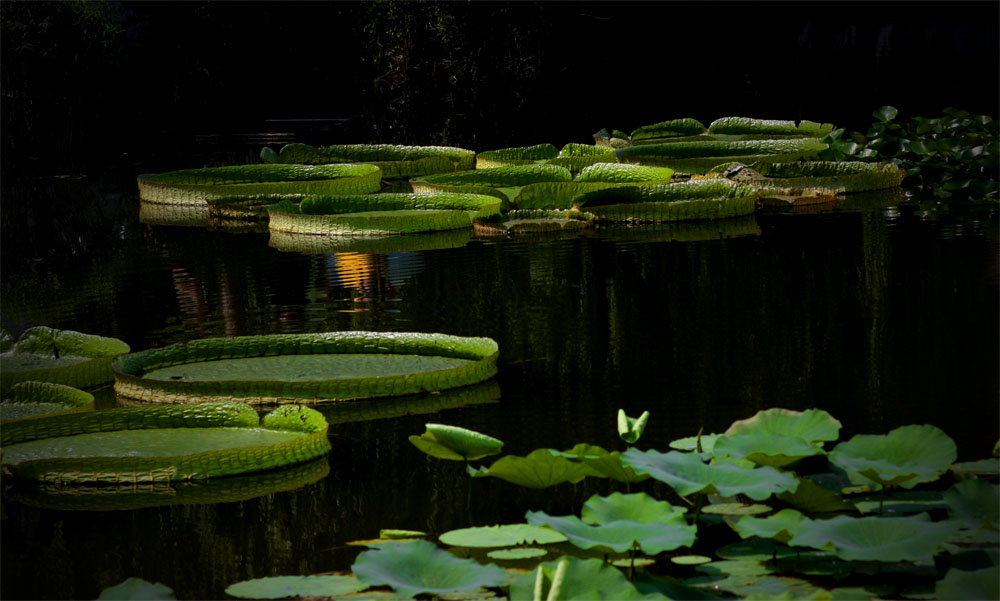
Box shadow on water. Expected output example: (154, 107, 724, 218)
(1, 167, 997, 599)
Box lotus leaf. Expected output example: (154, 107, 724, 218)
(1, 381, 94, 421)
(409, 423, 503, 461)
(470, 448, 600, 488)
(97, 577, 175, 600)
(526, 509, 696, 554)
(712, 432, 826, 468)
(617, 409, 650, 444)
(777, 476, 857, 513)
(622, 448, 800, 500)
(579, 492, 688, 526)
(935, 566, 1000, 601)
(715, 539, 799, 562)
(951, 457, 1000, 480)
(723, 408, 841, 444)
(829, 424, 957, 490)
(788, 513, 961, 562)
(556, 443, 650, 484)
(732, 509, 810, 544)
(633, 572, 725, 600)
(1, 326, 130, 392)
(701, 503, 771, 516)
(439, 524, 567, 547)
(669, 433, 721, 453)
(686, 572, 832, 600)
(351, 540, 506, 599)
(225, 574, 366, 599)
(487, 548, 548, 561)
(852, 490, 947, 515)
(671, 555, 712, 565)
(508, 556, 661, 601)
(944, 479, 1000, 530)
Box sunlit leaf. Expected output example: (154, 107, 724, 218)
(351, 540, 505, 598)
(622, 448, 800, 500)
(935, 566, 1000, 601)
(701, 503, 771, 516)
(97, 577, 175, 600)
(669, 433, 720, 454)
(224, 574, 366, 599)
(944, 480, 1000, 530)
(439, 524, 567, 548)
(579, 492, 688, 525)
(788, 513, 961, 562)
(470, 448, 600, 488)
(829, 424, 957, 490)
(409, 423, 503, 461)
(724, 408, 841, 444)
(617, 409, 650, 444)
(486, 547, 548, 560)
(712, 432, 825, 468)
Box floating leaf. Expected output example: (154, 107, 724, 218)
(852, 490, 947, 515)
(351, 540, 505, 598)
(829, 424, 957, 490)
(715, 539, 799, 561)
(671, 555, 712, 565)
(944, 480, 1000, 530)
(97, 577, 175, 600)
(669, 433, 720, 453)
(508, 556, 652, 600)
(225, 574, 366, 599)
(732, 509, 810, 544)
(380, 529, 425, 540)
(701, 503, 772, 516)
(712, 432, 825, 467)
(409, 423, 503, 461)
(486, 548, 547, 560)
(935, 566, 1000, 601)
(788, 513, 961, 562)
(557, 443, 650, 484)
(622, 448, 800, 500)
(617, 409, 650, 444)
(470, 448, 599, 488)
(724, 408, 841, 444)
(439, 524, 567, 548)
(579, 492, 687, 525)
(526, 509, 696, 554)
(777, 475, 857, 513)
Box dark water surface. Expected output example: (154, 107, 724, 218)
(1, 165, 997, 599)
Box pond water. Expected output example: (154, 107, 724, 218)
(1, 162, 997, 599)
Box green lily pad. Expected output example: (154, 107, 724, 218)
(777, 475, 858, 513)
(508, 557, 653, 601)
(97, 577, 175, 600)
(486, 548, 548, 561)
(732, 509, 810, 544)
(852, 490, 947, 515)
(687, 573, 831, 600)
(715, 539, 799, 561)
(669, 433, 721, 453)
(724, 408, 841, 444)
(712, 432, 826, 468)
(944, 479, 1000, 530)
(936, 566, 1000, 601)
(580, 492, 688, 525)
(1, 326, 130, 392)
(829, 424, 958, 490)
(470, 448, 600, 488)
(556, 443, 650, 484)
(351, 540, 506, 599)
(410, 423, 503, 461)
(622, 448, 800, 501)
(380, 529, 426, 540)
(701, 503, 772, 516)
(1, 381, 94, 421)
(617, 409, 650, 444)
(788, 513, 961, 562)
(439, 524, 567, 547)
(671, 555, 712, 565)
(225, 574, 366, 599)
(951, 457, 1000, 480)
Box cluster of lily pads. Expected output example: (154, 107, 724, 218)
(197, 407, 998, 600)
(134, 115, 912, 249)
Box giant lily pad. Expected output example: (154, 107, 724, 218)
(788, 513, 961, 562)
(112, 331, 499, 405)
(138, 163, 383, 205)
(409, 423, 503, 461)
(614, 138, 829, 174)
(225, 574, 367, 599)
(439, 524, 567, 547)
(262, 142, 476, 177)
(351, 540, 506, 598)
(411, 164, 573, 204)
(1, 326, 130, 392)
(318, 380, 500, 425)
(475, 143, 559, 168)
(1, 381, 94, 422)
(1, 402, 330, 484)
(266, 193, 501, 237)
(622, 448, 800, 500)
(469, 448, 600, 489)
(829, 424, 958, 490)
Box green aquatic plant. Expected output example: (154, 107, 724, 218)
(510, 557, 657, 600)
(475, 143, 560, 168)
(470, 448, 599, 489)
(788, 513, 961, 562)
(731, 509, 811, 544)
(0, 381, 94, 422)
(724, 407, 842, 443)
(556, 443, 650, 485)
(408, 423, 503, 462)
(113, 331, 499, 404)
(225, 574, 366, 599)
(97, 577, 175, 600)
(571, 179, 758, 223)
(943, 479, 1000, 531)
(1, 326, 130, 392)
(935, 565, 1000, 601)
(617, 409, 649, 445)
(708, 117, 834, 138)
(614, 137, 829, 173)
(351, 539, 506, 598)
(261, 142, 476, 176)
(439, 523, 567, 547)
(631, 118, 707, 142)
(829, 424, 957, 491)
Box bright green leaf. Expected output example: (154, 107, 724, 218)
(439, 524, 567, 547)
(224, 574, 366, 599)
(724, 408, 841, 444)
(829, 424, 957, 490)
(470, 448, 600, 488)
(408, 423, 503, 461)
(580, 492, 688, 525)
(874, 106, 900, 122)
(557, 443, 650, 484)
(712, 432, 826, 467)
(732, 509, 810, 544)
(617, 409, 650, 444)
(526, 511, 697, 554)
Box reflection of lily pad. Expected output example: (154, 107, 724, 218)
(318, 380, 500, 425)
(113, 331, 499, 405)
(225, 574, 366, 599)
(470, 448, 600, 488)
(351, 540, 506, 598)
(269, 227, 473, 255)
(409, 423, 503, 461)
(1, 381, 94, 422)
(622, 448, 800, 500)
(1, 326, 130, 392)
(439, 524, 566, 548)
(829, 424, 957, 490)
(1, 402, 331, 483)
(788, 513, 961, 562)
(411, 165, 573, 203)
(97, 577, 175, 600)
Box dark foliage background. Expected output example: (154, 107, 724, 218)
(2, 0, 997, 171)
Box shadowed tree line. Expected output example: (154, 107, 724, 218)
(2, 1, 997, 172)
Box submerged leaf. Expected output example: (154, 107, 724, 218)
(829, 424, 957, 490)
(409, 423, 503, 461)
(351, 540, 505, 598)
